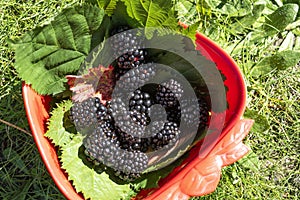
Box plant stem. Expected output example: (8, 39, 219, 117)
(0, 118, 32, 137)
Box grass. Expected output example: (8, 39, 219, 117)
(0, 0, 299, 199)
(0, 1, 80, 199)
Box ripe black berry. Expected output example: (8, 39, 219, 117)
(180, 98, 209, 129)
(108, 97, 146, 137)
(129, 89, 153, 114)
(70, 97, 114, 132)
(166, 106, 181, 126)
(94, 97, 112, 122)
(83, 125, 148, 175)
(116, 127, 150, 153)
(110, 26, 147, 77)
(155, 79, 183, 108)
(150, 122, 180, 150)
(83, 125, 119, 164)
(115, 63, 156, 91)
(161, 79, 184, 100)
(70, 98, 98, 130)
(116, 50, 146, 69)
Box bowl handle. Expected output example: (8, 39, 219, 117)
(140, 119, 254, 200)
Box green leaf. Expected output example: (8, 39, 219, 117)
(230, 3, 265, 34)
(244, 109, 270, 133)
(97, 0, 119, 16)
(251, 50, 300, 77)
(238, 151, 261, 172)
(109, 1, 141, 32)
(195, 0, 212, 17)
(263, 4, 299, 35)
(175, 0, 199, 24)
(122, 0, 178, 37)
(205, 0, 253, 17)
(60, 135, 131, 200)
(45, 100, 73, 147)
(9, 4, 105, 95)
(180, 21, 201, 41)
(284, 0, 300, 18)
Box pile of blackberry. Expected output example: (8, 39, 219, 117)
(70, 26, 210, 181)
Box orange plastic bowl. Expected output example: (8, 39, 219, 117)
(22, 31, 254, 200)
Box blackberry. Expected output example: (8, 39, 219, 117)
(155, 85, 178, 108)
(83, 125, 119, 165)
(116, 50, 146, 69)
(166, 106, 181, 126)
(99, 119, 117, 139)
(115, 112, 150, 137)
(70, 98, 98, 130)
(94, 97, 112, 122)
(180, 98, 209, 128)
(110, 26, 147, 72)
(129, 110, 148, 126)
(107, 97, 126, 115)
(150, 122, 180, 150)
(155, 79, 183, 107)
(108, 97, 146, 137)
(70, 97, 113, 131)
(129, 89, 153, 114)
(116, 127, 150, 153)
(114, 63, 156, 91)
(161, 79, 184, 99)
(84, 125, 148, 175)
(119, 150, 148, 174)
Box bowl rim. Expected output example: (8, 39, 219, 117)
(196, 31, 247, 138)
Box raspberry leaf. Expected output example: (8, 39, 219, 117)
(9, 4, 105, 95)
(122, 0, 178, 37)
(66, 65, 115, 102)
(45, 100, 73, 147)
(97, 0, 119, 16)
